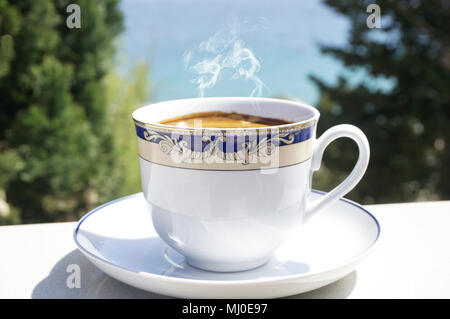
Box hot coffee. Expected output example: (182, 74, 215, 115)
(158, 111, 291, 128)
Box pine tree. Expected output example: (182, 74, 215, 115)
(311, 0, 450, 203)
(0, 0, 124, 223)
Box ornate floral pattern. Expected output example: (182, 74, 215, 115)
(142, 129, 297, 165)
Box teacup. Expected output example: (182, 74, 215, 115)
(132, 97, 369, 272)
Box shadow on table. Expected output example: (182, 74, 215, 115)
(32, 249, 169, 299)
(287, 271, 357, 299)
(32, 249, 356, 299)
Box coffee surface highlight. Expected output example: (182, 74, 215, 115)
(158, 111, 291, 129)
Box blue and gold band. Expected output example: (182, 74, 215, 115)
(134, 121, 315, 170)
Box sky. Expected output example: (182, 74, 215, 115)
(117, 0, 351, 105)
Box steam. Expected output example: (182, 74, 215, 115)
(184, 21, 265, 97)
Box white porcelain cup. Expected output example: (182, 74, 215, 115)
(132, 97, 370, 272)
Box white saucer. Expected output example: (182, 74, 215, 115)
(73, 190, 380, 298)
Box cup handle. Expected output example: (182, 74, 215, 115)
(304, 124, 370, 221)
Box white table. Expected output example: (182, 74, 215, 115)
(1, 200, 449, 299)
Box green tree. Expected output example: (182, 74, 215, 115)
(105, 62, 151, 197)
(0, 0, 125, 224)
(311, 0, 450, 203)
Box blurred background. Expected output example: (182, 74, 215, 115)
(0, 0, 448, 225)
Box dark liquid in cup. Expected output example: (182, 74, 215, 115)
(159, 111, 292, 129)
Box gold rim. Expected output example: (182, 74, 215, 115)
(133, 119, 316, 135)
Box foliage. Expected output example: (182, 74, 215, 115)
(105, 62, 150, 198)
(0, 0, 142, 224)
(312, 0, 450, 203)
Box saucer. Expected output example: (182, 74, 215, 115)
(73, 190, 380, 298)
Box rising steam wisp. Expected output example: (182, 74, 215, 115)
(184, 21, 265, 97)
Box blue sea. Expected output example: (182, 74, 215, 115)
(118, 0, 351, 105)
